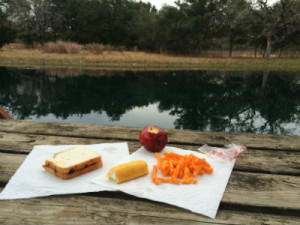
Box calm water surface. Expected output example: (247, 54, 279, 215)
(1, 67, 300, 135)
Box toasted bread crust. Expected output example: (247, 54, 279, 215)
(44, 155, 101, 174)
(43, 161, 102, 180)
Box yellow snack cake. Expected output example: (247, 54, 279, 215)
(106, 160, 148, 184)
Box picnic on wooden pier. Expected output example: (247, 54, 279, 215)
(0, 118, 299, 224)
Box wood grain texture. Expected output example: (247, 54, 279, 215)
(0, 132, 299, 175)
(1, 120, 299, 224)
(0, 120, 300, 150)
(0, 193, 299, 225)
(0, 152, 299, 210)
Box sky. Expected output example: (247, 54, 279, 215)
(140, 0, 176, 9)
(140, 0, 279, 10)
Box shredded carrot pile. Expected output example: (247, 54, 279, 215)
(152, 152, 213, 185)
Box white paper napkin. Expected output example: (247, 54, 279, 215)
(0, 142, 129, 200)
(92, 146, 235, 218)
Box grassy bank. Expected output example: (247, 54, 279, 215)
(0, 48, 300, 71)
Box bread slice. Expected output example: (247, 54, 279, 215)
(43, 161, 102, 180)
(43, 146, 102, 179)
(106, 160, 148, 184)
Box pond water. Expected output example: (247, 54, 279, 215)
(1, 67, 300, 135)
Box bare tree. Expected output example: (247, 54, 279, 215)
(251, 0, 300, 58)
(251, 0, 276, 58)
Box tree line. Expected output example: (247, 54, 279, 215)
(1, 0, 300, 58)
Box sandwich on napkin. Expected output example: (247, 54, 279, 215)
(43, 146, 102, 179)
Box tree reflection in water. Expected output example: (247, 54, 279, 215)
(0, 67, 299, 135)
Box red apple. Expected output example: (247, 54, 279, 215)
(139, 125, 168, 152)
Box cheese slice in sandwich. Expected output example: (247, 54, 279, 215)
(106, 160, 148, 184)
(43, 146, 102, 180)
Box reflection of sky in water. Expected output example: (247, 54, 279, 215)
(14, 103, 300, 135)
(229, 110, 300, 135)
(23, 103, 177, 129)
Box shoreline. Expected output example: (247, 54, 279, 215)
(1, 49, 300, 71)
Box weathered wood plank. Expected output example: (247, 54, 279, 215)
(223, 171, 300, 210)
(0, 191, 299, 225)
(1, 120, 299, 225)
(0, 153, 25, 183)
(0, 120, 300, 151)
(0, 132, 299, 175)
(1, 153, 299, 210)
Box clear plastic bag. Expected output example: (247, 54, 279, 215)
(198, 143, 246, 161)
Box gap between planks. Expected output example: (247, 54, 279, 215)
(0, 120, 300, 151)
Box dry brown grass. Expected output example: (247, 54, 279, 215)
(2, 43, 26, 50)
(42, 41, 82, 54)
(2, 42, 300, 58)
(83, 43, 106, 54)
(0, 48, 299, 71)
(39, 41, 122, 55)
(82, 43, 117, 54)
(198, 50, 264, 58)
(198, 50, 300, 58)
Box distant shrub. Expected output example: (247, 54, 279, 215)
(132, 46, 138, 52)
(40, 41, 129, 54)
(113, 45, 126, 52)
(83, 43, 126, 54)
(30, 42, 42, 50)
(84, 43, 105, 54)
(42, 41, 82, 54)
(103, 44, 113, 52)
(277, 51, 300, 58)
(42, 42, 56, 53)
(59, 41, 82, 54)
(2, 43, 26, 49)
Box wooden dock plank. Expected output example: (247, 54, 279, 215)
(223, 171, 300, 209)
(0, 187, 299, 225)
(0, 132, 299, 175)
(0, 120, 300, 151)
(1, 153, 299, 210)
(1, 120, 299, 224)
